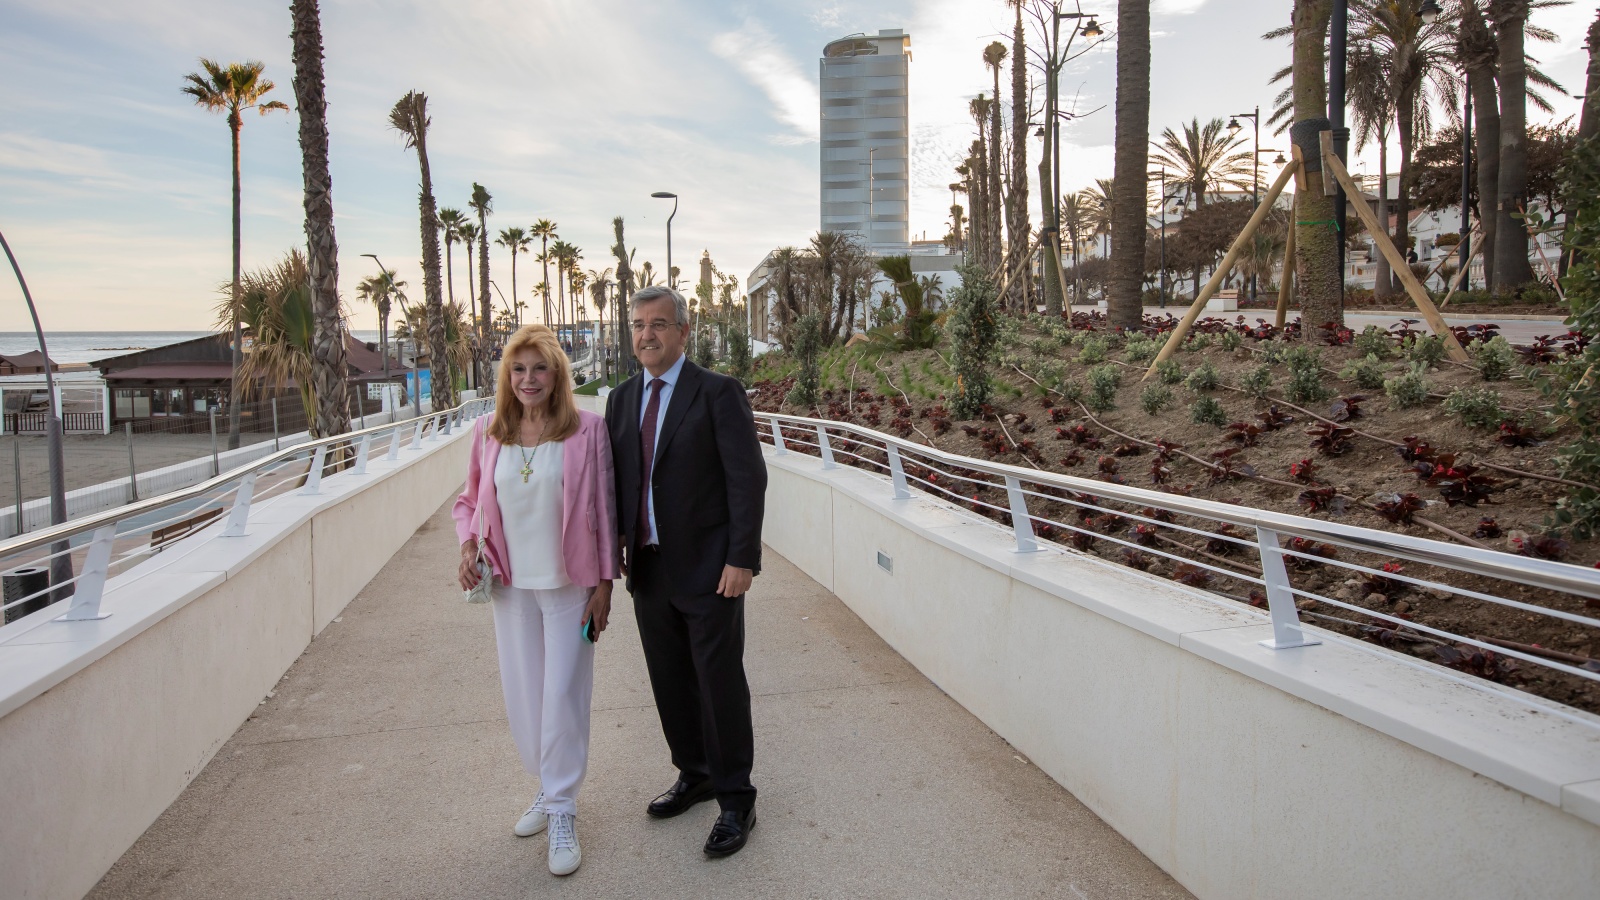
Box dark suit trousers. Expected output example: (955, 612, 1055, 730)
(631, 546, 756, 812)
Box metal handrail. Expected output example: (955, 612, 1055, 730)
(759, 412, 1600, 602)
(0, 401, 485, 561)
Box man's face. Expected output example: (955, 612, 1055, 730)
(631, 296, 687, 372)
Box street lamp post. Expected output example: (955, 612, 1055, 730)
(650, 192, 678, 289)
(1331, 0, 1350, 313)
(1228, 106, 1262, 301)
(0, 228, 71, 598)
(1042, 6, 1103, 309)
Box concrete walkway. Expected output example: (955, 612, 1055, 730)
(89, 500, 1190, 900)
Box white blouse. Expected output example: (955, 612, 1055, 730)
(492, 439, 569, 590)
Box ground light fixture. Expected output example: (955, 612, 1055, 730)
(650, 192, 678, 290)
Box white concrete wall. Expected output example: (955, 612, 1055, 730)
(762, 447, 1600, 900)
(0, 417, 474, 900)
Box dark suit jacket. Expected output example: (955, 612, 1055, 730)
(606, 359, 767, 596)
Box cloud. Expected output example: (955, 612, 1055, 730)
(810, 4, 843, 29)
(709, 19, 821, 143)
(1154, 0, 1210, 14)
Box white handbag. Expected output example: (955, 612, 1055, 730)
(464, 442, 494, 604)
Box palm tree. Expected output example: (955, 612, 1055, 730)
(496, 226, 531, 329)
(1007, 1, 1031, 312)
(181, 58, 289, 449)
(548, 239, 576, 342)
(222, 250, 344, 427)
(586, 266, 614, 379)
(1348, 40, 1401, 299)
(1350, 1, 1460, 300)
(1288, 0, 1343, 330)
(389, 91, 451, 410)
(1109, 0, 1151, 329)
(467, 184, 493, 388)
(530, 219, 558, 325)
(983, 43, 1008, 275)
(1493, 0, 1536, 289)
(1150, 118, 1251, 303)
(357, 269, 405, 393)
(289, 0, 351, 437)
(610, 217, 635, 374)
(438, 207, 466, 310)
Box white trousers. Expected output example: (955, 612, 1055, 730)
(490, 582, 595, 815)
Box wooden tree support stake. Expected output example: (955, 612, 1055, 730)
(1318, 131, 1469, 362)
(1277, 191, 1296, 329)
(1143, 160, 1300, 379)
(1437, 226, 1484, 310)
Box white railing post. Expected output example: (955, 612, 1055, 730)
(1255, 526, 1321, 650)
(816, 424, 836, 469)
(429, 413, 445, 441)
(886, 444, 910, 500)
(353, 434, 372, 475)
(1004, 475, 1039, 553)
(410, 417, 425, 450)
(55, 525, 115, 621)
(300, 446, 327, 495)
(442, 411, 454, 436)
(387, 425, 404, 461)
(770, 417, 787, 455)
(221, 471, 256, 537)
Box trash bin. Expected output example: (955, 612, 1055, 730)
(3, 565, 51, 623)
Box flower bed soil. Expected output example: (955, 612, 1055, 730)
(747, 311, 1600, 715)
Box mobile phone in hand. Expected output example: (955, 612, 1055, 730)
(581, 616, 598, 645)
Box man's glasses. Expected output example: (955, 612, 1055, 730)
(631, 320, 681, 334)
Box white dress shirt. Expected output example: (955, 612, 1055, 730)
(638, 353, 686, 546)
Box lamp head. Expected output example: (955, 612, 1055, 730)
(1274, 153, 1287, 165)
(650, 191, 677, 199)
(1419, 0, 1442, 24)
(1080, 18, 1102, 39)
(1227, 118, 1242, 133)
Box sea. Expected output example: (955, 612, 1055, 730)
(0, 331, 384, 367)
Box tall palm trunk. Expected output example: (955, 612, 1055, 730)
(1493, 0, 1535, 289)
(1108, 0, 1150, 330)
(1039, 156, 1062, 315)
(987, 85, 1004, 276)
(1394, 90, 1417, 294)
(476, 214, 489, 335)
(227, 109, 244, 449)
(1461, 1, 1500, 288)
(1291, 0, 1343, 331)
(1009, 5, 1031, 312)
(1374, 140, 1394, 299)
(971, 138, 990, 273)
(289, 0, 350, 439)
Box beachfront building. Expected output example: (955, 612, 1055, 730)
(0, 352, 59, 376)
(93, 333, 408, 434)
(821, 29, 911, 254)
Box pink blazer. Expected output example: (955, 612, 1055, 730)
(452, 409, 620, 589)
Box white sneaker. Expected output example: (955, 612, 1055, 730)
(514, 792, 547, 837)
(547, 812, 581, 876)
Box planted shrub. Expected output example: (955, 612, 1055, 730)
(1442, 387, 1506, 429)
(1471, 335, 1517, 382)
(1284, 347, 1333, 404)
(1402, 333, 1447, 368)
(1155, 358, 1184, 385)
(1219, 329, 1243, 351)
(1240, 363, 1275, 398)
(1185, 333, 1214, 352)
(1075, 335, 1109, 364)
(1185, 359, 1222, 393)
(1383, 365, 1432, 409)
(1190, 395, 1227, 426)
(727, 325, 752, 385)
(1123, 334, 1159, 363)
(785, 313, 824, 408)
(946, 265, 1000, 418)
(1086, 363, 1121, 412)
(1139, 384, 1174, 416)
(1353, 324, 1393, 359)
(1339, 353, 1388, 391)
(1054, 378, 1085, 405)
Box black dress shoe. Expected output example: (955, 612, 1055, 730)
(704, 808, 755, 857)
(647, 779, 714, 819)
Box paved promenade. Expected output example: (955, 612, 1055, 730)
(88, 500, 1189, 900)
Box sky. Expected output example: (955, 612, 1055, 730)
(0, 0, 1593, 333)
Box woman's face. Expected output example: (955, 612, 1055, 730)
(507, 346, 555, 413)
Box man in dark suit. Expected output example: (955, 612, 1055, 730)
(605, 285, 767, 858)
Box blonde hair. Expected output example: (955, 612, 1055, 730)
(488, 325, 581, 445)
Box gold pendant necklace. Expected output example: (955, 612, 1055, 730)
(517, 417, 548, 483)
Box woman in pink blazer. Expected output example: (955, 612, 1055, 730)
(453, 324, 618, 877)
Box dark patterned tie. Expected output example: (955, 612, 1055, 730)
(638, 378, 666, 546)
